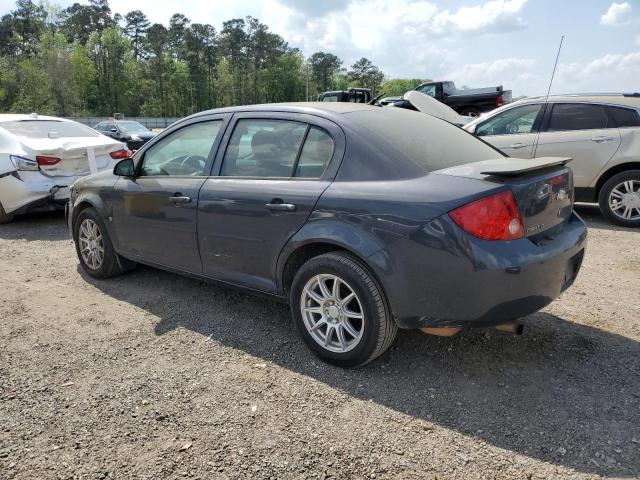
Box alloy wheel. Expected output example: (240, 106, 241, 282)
(608, 180, 640, 221)
(78, 218, 105, 270)
(300, 274, 365, 353)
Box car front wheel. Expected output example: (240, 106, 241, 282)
(290, 252, 397, 368)
(598, 170, 640, 227)
(73, 207, 131, 278)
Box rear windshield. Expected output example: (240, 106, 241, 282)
(0, 120, 99, 139)
(345, 108, 503, 173)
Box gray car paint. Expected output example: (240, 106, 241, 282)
(68, 102, 587, 329)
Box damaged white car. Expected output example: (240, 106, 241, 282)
(0, 114, 130, 223)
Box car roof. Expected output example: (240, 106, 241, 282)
(187, 102, 379, 120)
(510, 94, 640, 109)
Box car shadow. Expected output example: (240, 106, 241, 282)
(0, 210, 69, 242)
(574, 203, 638, 233)
(82, 263, 640, 477)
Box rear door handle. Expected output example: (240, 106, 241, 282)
(509, 142, 527, 149)
(266, 201, 296, 211)
(591, 136, 614, 143)
(169, 194, 192, 205)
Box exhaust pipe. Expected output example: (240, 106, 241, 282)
(494, 323, 524, 335)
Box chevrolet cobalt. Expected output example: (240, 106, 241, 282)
(68, 103, 587, 367)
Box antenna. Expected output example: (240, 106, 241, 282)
(533, 35, 564, 157)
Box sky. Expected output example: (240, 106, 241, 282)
(1, 0, 639, 97)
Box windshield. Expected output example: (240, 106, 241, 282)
(0, 120, 99, 139)
(117, 121, 149, 133)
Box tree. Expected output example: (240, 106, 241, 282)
(9, 0, 47, 56)
(61, 0, 115, 44)
(347, 57, 385, 94)
(124, 10, 150, 60)
(308, 52, 342, 94)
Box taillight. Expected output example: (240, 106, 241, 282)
(449, 190, 524, 241)
(36, 155, 61, 166)
(110, 148, 133, 159)
(496, 94, 504, 107)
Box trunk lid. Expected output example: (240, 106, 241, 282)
(436, 157, 574, 236)
(21, 136, 125, 178)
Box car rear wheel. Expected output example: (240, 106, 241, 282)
(598, 170, 640, 228)
(290, 252, 397, 368)
(0, 202, 15, 224)
(74, 207, 130, 278)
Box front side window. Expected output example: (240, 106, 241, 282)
(476, 104, 542, 136)
(295, 127, 334, 178)
(221, 119, 307, 178)
(547, 103, 609, 131)
(140, 121, 222, 176)
(321, 94, 339, 102)
(416, 84, 436, 97)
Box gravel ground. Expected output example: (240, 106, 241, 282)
(0, 204, 639, 480)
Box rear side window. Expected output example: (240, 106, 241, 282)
(0, 120, 99, 138)
(295, 127, 334, 178)
(221, 119, 307, 178)
(608, 106, 640, 127)
(547, 104, 609, 131)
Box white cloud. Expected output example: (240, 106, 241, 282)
(600, 2, 632, 26)
(446, 52, 640, 97)
(432, 0, 528, 34)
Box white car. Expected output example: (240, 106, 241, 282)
(463, 94, 640, 227)
(0, 114, 130, 223)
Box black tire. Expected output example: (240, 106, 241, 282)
(290, 252, 397, 368)
(0, 202, 14, 224)
(73, 207, 130, 278)
(598, 170, 640, 228)
(460, 107, 481, 118)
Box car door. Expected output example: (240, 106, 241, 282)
(197, 113, 345, 293)
(473, 103, 544, 158)
(110, 115, 229, 273)
(533, 103, 621, 188)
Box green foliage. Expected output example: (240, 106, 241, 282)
(380, 78, 430, 96)
(0, 0, 387, 117)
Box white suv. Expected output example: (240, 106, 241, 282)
(464, 94, 640, 227)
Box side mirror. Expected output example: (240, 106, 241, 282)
(110, 127, 118, 133)
(114, 158, 134, 177)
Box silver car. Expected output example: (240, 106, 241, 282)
(464, 94, 640, 227)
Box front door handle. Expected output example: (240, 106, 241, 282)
(591, 136, 614, 143)
(169, 194, 192, 205)
(266, 201, 296, 211)
(509, 142, 527, 149)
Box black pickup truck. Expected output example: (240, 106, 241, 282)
(318, 88, 372, 103)
(381, 81, 511, 117)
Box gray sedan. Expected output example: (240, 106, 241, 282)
(67, 103, 587, 367)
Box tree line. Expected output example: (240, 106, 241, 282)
(0, 0, 429, 118)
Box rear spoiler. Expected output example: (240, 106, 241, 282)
(479, 157, 571, 176)
(436, 157, 572, 178)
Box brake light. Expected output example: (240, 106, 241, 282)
(449, 190, 524, 241)
(110, 148, 133, 159)
(496, 94, 504, 107)
(36, 155, 61, 166)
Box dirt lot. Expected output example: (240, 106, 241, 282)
(0, 205, 638, 480)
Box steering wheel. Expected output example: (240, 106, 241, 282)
(178, 155, 207, 175)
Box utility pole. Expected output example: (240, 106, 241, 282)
(306, 63, 310, 102)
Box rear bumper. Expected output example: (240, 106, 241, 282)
(368, 212, 588, 329)
(0, 173, 70, 215)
